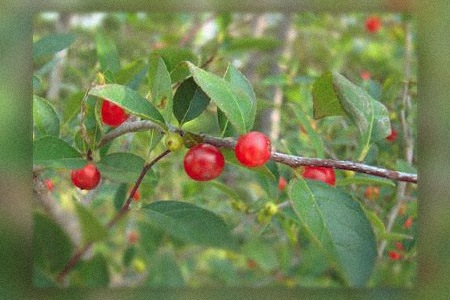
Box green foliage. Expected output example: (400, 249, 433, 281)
(33, 95, 60, 138)
(33, 136, 85, 169)
(173, 77, 210, 126)
(74, 200, 108, 244)
(32, 33, 76, 59)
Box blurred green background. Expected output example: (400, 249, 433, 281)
(2, 0, 450, 299)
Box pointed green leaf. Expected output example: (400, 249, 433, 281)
(89, 84, 165, 126)
(153, 47, 198, 82)
(95, 32, 120, 74)
(33, 95, 60, 138)
(187, 62, 253, 134)
(289, 179, 377, 287)
(32, 33, 76, 59)
(115, 59, 148, 89)
(173, 77, 210, 125)
(33, 136, 85, 169)
(33, 213, 73, 273)
(74, 201, 108, 244)
(77, 254, 110, 287)
(97, 152, 156, 184)
(148, 55, 173, 121)
(142, 201, 238, 250)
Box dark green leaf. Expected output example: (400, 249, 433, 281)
(187, 62, 254, 134)
(77, 254, 110, 287)
(173, 77, 210, 125)
(89, 84, 165, 126)
(97, 152, 156, 184)
(74, 201, 108, 243)
(95, 32, 120, 74)
(33, 95, 60, 138)
(148, 54, 173, 121)
(32, 33, 76, 59)
(33, 136, 85, 169)
(142, 201, 238, 250)
(33, 212, 73, 273)
(289, 179, 377, 287)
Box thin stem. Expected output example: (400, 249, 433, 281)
(55, 150, 171, 285)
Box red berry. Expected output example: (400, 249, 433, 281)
(388, 250, 402, 260)
(127, 230, 139, 245)
(132, 189, 140, 202)
(302, 166, 336, 186)
(44, 179, 54, 191)
(365, 16, 382, 33)
(183, 144, 225, 181)
(386, 129, 398, 142)
(360, 70, 371, 81)
(71, 164, 101, 190)
(235, 131, 271, 167)
(395, 242, 405, 252)
(403, 216, 413, 229)
(364, 186, 380, 200)
(101, 99, 129, 127)
(278, 176, 287, 191)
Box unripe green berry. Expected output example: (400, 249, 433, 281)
(264, 202, 278, 216)
(165, 132, 184, 152)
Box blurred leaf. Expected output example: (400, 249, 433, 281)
(336, 174, 396, 187)
(173, 77, 210, 125)
(77, 254, 110, 287)
(97, 152, 156, 184)
(139, 221, 164, 256)
(33, 95, 60, 138)
(32, 75, 42, 90)
(153, 47, 198, 82)
(221, 148, 276, 181)
(187, 62, 254, 134)
(379, 232, 413, 241)
(74, 201, 108, 244)
(32, 266, 57, 287)
(312, 72, 391, 160)
(242, 238, 278, 272)
(33, 212, 73, 273)
(226, 37, 281, 52)
(147, 249, 184, 287)
(123, 247, 136, 267)
(396, 159, 417, 174)
(142, 201, 238, 250)
(115, 59, 148, 89)
(148, 55, 173, 121)
(61, 92, 83, 125)
(289, 179, 377, 287)
(364, 209, 387, 237)
(32, 33, 76, 59)
(96, 32, 120, 74)
(33, 136, 85, 169)
(89, 84, 166, 126)
(114, 183, 128, 212)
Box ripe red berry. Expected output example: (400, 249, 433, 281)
(44, 179, 54, 191)
(127, 230, 139, 245)
(395, 242, 405, 252)
(302, 166, 336, 186)
(101, 99, 129, 127)
(388, 250, 402, 260)
(278, 176, 287, 191)
(386, 129, 398, 142)
(183, 144, 225, 181)
(71, 164, 101, 190)
(364, 186, 380, 200)
(403, 216, 413, 229)
(235, 131, 271, 167)
(360, 70, 371, 81)
(365, 16, 382, 33)
(132, 189, 140, 202)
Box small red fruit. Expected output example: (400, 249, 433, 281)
(127, 230, 139, 245)
(183, 144, 225, 181)
(388, 250, 402, 260)
(235, 131, 271, 167)
(44, 179, 54, 191)
(365, 16, 382, 33)
(386, 129, 398, 142)
(360, 70, 371, 81)
(101, 99, 129, 127)
(132, 189, 140, 202)
(71, 164, 101, 190)
(403, 216, 413, 229)
(302, 166, 336, 186)
(278, 176, 288, 191)
(364, 186, 380, 200)
(395, 242, 405, 252)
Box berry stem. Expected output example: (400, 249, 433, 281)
(55, 149, 171, 285)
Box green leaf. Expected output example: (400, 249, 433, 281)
(97, 152, 156, 184)
(33, 212, 73, 273)
(147, 249, 184, 287)
(114, 183, 128, 212)
(242, 238, 278, 272)
(32, 33, 76, 59)
(364, 209, 387, 236)
(123, 246, 136, 267)
(89, 84, 165, 126)
(33, 136, 85, 169)
(187, 62, 254, 134)
(139, 221, 164, 256)
(32, 266, 57, 287)
(379, 232, 414, 241)
(77, 254, 110, 287)
(141, 201, 238, 250)
(153, 47, 198, 82)
(217, 108, 235, 137)
(61, 92, 83, 124)
(148, 55, 173, 121)
(221, 148, 276, 181)
(33, 95, 60, 138)
(312, 72, 391, 160)
(336, 174, 396, 187)
(288, 179, 377, 287)
(74, 201, 108, 244)
(173, 77, 210, 125)
(95, 32, 120, 74)
(226, 37, 282, 52)
(115, 59, 148, 88)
